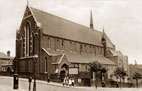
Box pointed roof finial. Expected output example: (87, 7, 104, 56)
(90, 9, 94, 30)
(103, 26, 104, 33)
(135, 60, 137, 66)
(27, 0, 29, 6)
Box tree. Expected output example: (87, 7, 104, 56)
(89, 61, 102, 89)
(133, 72, 142, 88)
(114, 67, 127, 88)
(101, 68, 107, 73)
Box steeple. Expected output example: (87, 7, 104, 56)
(90, 10, 94, 30)
(27, 0, 29, 5)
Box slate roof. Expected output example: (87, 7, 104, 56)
(42, 48, 115, 65)
(42, 48, 62, 56)
(65, 53, 115, 65)
(30, 7, 114, 48)
(0, 52, 10, 59)
(137, 65, 142, 70)
(7, 57, 14, 65)
(109, 49, 123, 56)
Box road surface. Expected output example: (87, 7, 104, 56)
(0, 76, 141, 91)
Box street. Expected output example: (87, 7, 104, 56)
(0, 76, 142, 91)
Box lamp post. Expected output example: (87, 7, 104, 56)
(13, 57, 19, 89)
(33, 54, 38, 91)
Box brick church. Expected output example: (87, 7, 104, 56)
(14, 4, 126, 86)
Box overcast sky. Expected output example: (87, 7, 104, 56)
(0, 0, 142, 64)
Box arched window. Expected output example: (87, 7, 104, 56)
(70, 41, 72, 51)
(21, 36, 24, 57)
(29, 32, 33, 56)
(80, 44, 83, 53)
(45, 57, 47, 73)
(95, 47, 98, 56)
(57, 39, 60, 49)
(48, 37, 51, 48)
(74, 42, 76, 52)
(25, 22, 30, 56)
(94, 46, 96, 55)
(62, 40, 65, 50)
(84, 44, 86, 53)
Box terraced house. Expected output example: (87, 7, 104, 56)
(0, 51, 12, 72)
(15, 4, 121, 86)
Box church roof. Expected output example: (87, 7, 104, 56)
(65, 53, 115, 65)
(30, 7, 114, 48)
(43, 48, 115, 65)
(109, 49, 123, 56)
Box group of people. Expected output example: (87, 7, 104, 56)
(63, 76, 75, 86)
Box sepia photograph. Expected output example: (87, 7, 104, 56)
(0, 0, 142, 91)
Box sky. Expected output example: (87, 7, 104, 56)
(0, 0, 142, 64)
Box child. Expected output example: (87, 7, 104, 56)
(71, 78, 75, 86)
(69, 78, 72, 86)
(63, 77, 66, 86)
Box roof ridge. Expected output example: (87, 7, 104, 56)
(29, 6, 114, 48)
(30, 7, 100, 32)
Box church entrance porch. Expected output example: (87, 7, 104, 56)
(60, 64, 69, 82)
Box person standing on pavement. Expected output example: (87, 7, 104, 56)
(69, 78, 72, 86)
(71, 78, 75, 86)
(66, 76, 69, 86)
(47, 74, 50, 83)
(28, 76, 32, 91)
(101, 75, 105, 87)
(63, 77, 66, 86)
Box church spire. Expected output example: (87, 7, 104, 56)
(90, 9, 94, 30)
(102, 26, 105, 38)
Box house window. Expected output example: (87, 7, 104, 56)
(45, 57, 47, 73)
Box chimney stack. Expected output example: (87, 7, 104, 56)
(7, 50, 10, 57)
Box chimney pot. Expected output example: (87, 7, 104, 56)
(7, 50, 10, 57)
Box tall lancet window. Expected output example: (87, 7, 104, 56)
(25, 22, 30, 56)
(21, 36, 24, 57)
(47, 37, 51, 48)
(29, 32, 33, 56)
(45, 57, 48, 73)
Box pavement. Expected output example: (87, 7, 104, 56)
(0, 76, 142, 91)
